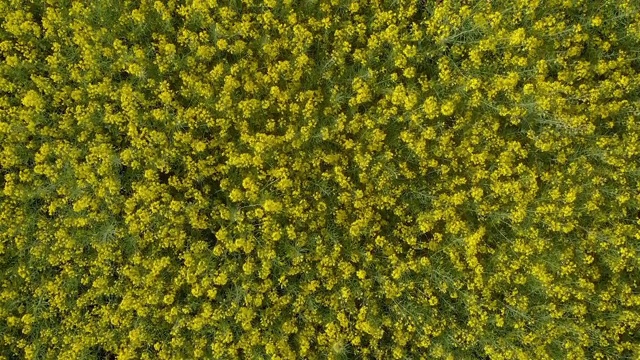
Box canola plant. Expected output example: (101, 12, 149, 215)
(1, 0, 640, 359)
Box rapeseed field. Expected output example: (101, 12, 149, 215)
(1, 0, 639, 359)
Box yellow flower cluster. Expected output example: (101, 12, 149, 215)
(1, 0, 640, 359)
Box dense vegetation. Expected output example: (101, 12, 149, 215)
(1, 0, 640, 359)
